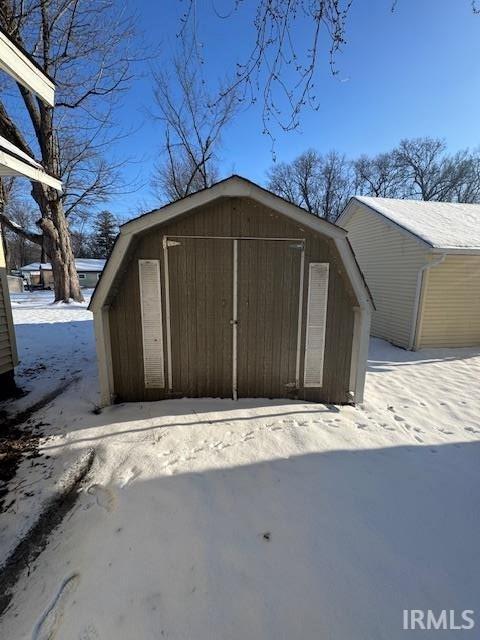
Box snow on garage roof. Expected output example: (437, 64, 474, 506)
(21, 258, 106, 272)
(353, 196, 480, 250)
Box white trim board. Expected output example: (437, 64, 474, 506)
(0, 144, 61, 191)
(0, 30, 55, 106)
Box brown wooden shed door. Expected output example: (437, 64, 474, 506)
(167, 237, 233, 398)
(237, 239, 303, 398)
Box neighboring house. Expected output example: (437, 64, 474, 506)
(90, 175, 373, 407)
(338, 197, 480, 350)
(20, 258, 106, 289)
(0, 27, 61, 396)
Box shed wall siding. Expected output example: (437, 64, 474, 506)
(342, 203, 427, 348)
(0, 234, 17, 375)
(108, 197, 357, 403)
(417, 255, 480, 348)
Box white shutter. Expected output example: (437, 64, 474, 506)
(304, 263, 329, 387)
(139, 260, 165, 388)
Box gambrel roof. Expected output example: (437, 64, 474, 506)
(89, 175, 373, 312)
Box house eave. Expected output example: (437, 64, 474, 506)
(0, 29, 55, 106)
(0, 148, 62, 191)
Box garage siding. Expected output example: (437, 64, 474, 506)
(341, 203, 428, 348)
(417, 255, 480, 348)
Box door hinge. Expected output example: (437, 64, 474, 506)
(289, 242, 304, 250)
(163, 238, 181, 248)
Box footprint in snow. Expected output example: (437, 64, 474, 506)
(119, 466, 141, 488)
(32, 573, 80, 640)
(87, 485, 115, 512)
(465, 426, 480, 435)
(356, 423, 368, 430)
(79, 624, 101, 640)
(394, 415, 405, 422)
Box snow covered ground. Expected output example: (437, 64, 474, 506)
(1, 290, 480, 639)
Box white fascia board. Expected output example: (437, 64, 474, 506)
(0, 134, 42, 168)
(430, 247, 480, 256)
(0, 149, 62, 191)
(0, 31, 55, 106)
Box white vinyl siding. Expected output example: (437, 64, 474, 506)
(304, 263, 329, 387)
(0, 233, 17, 375)
(0, 279, 14, 374)
(341, 203, 427, 348)
(138, 260, 165, 388)
(417, 255, 480, 348)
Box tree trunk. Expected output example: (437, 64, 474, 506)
(40, 235, 46, 264)
(38, 196, 83, 303)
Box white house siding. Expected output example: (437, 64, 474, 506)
(0, 235, 17, 375)
(417, 255, 480, 348)
(342, 203, 427, 348)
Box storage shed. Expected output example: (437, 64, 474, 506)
(338, 197, 480, 350)
(89, 176, 373, 406)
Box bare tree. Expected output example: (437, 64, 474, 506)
(353, 152, 406, 198)
(268, 149, 351, 220)
(180, 0, 353, 143)
(451, 150, 480, 203)
(393, 138, 473, 202)
(319, 151, 351, 221)
(0, 179, 41, 268)
(152, 42, 238, 203)
(0, 0, 137, 301)
(180, 1, 477, 143)
(268, 150, 322, 213)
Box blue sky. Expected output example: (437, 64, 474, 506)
(109, 0, 480, 220)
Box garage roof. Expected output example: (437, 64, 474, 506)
(352, 196, 480, 251)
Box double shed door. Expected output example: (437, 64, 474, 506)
(166, 236, 303, 399)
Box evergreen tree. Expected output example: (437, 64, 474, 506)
(89, 211, 118, 258)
